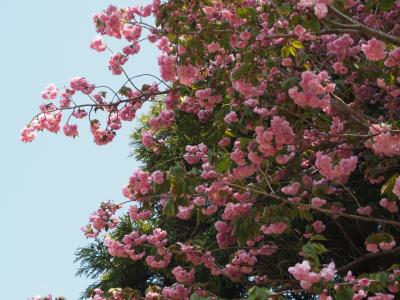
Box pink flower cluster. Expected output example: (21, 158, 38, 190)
(298, 0, 333, 19)
(367, 124, 400, 156)
(90, 120, 115, 146)
(70, 77, 95, 95)
(104, 230, 147, 260)
(171, 266, 195, 285)
(108, 53, 128, 75)
(361, 38, 387, 61)
(232, 80, 264, 98)
(90, 36, 107, 52)
(179, 243, 221, 276)
(326, 34, 354, 61)
(380, 198, 399, 213)
(128, 205, 151, 221)
(195, 88, 222, 111)
(63, 124, 78, 137)
(81, 202, 120, 238)
(255, 116, 295, 157)
(123, 170, 152, 198)
(366, 240, 396, 253)
(158, 55, 177, 82)
(224, 250, 257, 281)
(288, 71, 335, 110)
(162, 284, 189, 300)
(315, 151, 358, 182)
(21, 112, 63, 143)
(149, 110, 175, 131)
(261, 222, 288, 235)
(177, 65, 199, 86)
(184, 143, 208, 164)
(93, 5, 123, 39)
(41, 84, 58, 100)
(288, 260, 336, 289)
(104, 228, 172, 269)
(385, 47, 400, 67)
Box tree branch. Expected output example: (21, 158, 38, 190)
(337, 246, 400, 273)
(328, 5, 400, 46)
(227, 183, 400, 228)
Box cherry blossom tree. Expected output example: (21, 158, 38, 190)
(24, 0, 400, 299)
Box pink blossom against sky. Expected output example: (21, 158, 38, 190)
(0, 1, 157, 299)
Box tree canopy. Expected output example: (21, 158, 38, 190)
(25, 1, 400, 299)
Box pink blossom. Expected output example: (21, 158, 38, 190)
(312, 220, 326, 233)
(63, 124, 78, 137)
(366, 243, 379, 253)
(172, 266, 195, 285)
(385, 47, 400, 67)
(288, 71, 334, 109)
(281, 182, 301, 195)
(121, 24, 142, 42)
(90, 36, 107, 52)
(108, 53, 128, 75)
(177, 205, 194, 220)
(361, 38, 387, 61)
(380, 198, 399, 213)
(202, 6, 216, 16)
(357, 206, 373, 216)
(368, 293, 394, 300)
(70, 77, 95, 94)
(315, 152, 358, 182)
(320, 262, 336, 281)
(177, 65, 198, 86)
(261, 222, 288, 235)
(151, 170, 164, 185)
(41, 84, 58, 100)
(162, 284, 189, 300)
(232, 80, 264, 98)
(128, 206, 151, 221)
(379, 240, 396, 251)
(311, 197, 327, 207)
(224, 111, 239, 124)
(327, 34, 354, 61)
(393, 177, 400, 199)
(288, 260, 321, 289)
(158, 55, 177, 82)
(21, 126, 37, 143)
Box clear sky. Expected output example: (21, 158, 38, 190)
(0, 1, 158, 299)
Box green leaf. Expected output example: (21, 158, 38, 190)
(282, 77, 299, 92)
(378, 0, 396, 11)
(381, 173, 398, 195)
(215, 153, 232, 173)
(291, 40, 304, 49)
(237, 7, 257, 19)
(302, 242, 328, 266)
(310, 234, 328, 241)
(299, 209, 314, 221)
(154, 179, 170, 194)
(290, 15, 302, 27)
(163, 197, 177, 217)
(233, 217, 259, 246)
(335, 287, 354, 300)
(190, 293, 210, 300)
(306, 17, 321, 33)
(232, 63, 253, 80)
(248, 286, 274, 300)
(276, 3, 292, 16)
(281, 45, 291, 58)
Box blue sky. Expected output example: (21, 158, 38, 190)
(0, 1, 158, 299)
